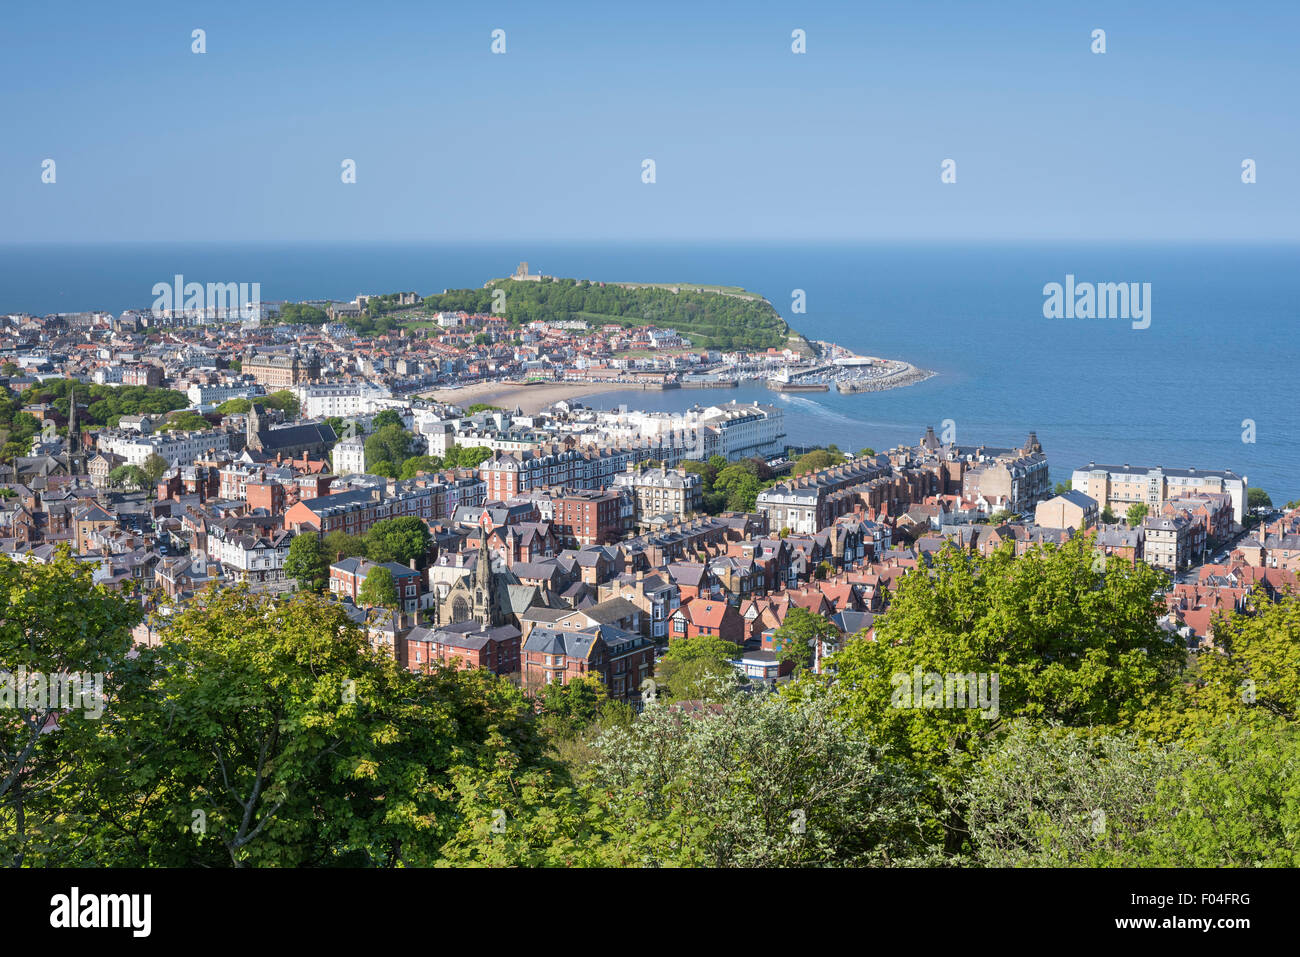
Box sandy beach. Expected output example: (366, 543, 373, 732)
(423, 362, 937, 413)
(421, 380, 636, 414)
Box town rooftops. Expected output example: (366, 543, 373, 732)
(408, 621, 520, 651)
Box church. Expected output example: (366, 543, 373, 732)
(433, 519, 555, 629)
(437, 522, 514, 627)
(244, 403, 335, 460)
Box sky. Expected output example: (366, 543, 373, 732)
(2, 0, 1296, 243)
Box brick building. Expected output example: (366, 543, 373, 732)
(554, 489, 624, 548)
(521, 623, 655, 701)
(405, 621, 521, 675)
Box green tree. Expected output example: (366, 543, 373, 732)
(76, 588, 554, 867)
(793, 447, 845, 475)
(283, 534, 329, 593)
(655, 635, 742, 701)
(264, 390, 301, 418)
(365, 517, 431, 566)
(0, 548, 143, 866)
(960, 719, 1300, 867)
(107, 464, 148, 490)
(1100, 506, 1117, 524)
(1125, 502, 1149, 527)
(358, 565, 399, 613)
(958, 722, 1193, 866)
(276, 303, 329, 325)
(1157, 588, 1300, 735)
(585, 688, 934, 866)
(444, 445, 493, 470)
(371, 409, 403, 431)
(364, 424, 416, 470)
(323, 530, 367, 561)
(399, 455, 442, 479)
(772, 606, 838, 671)
(158, 411, 211, 432)
(140, 452, 170, 488)
(1247, 487, 1273, 511)
(713, 461, 764, 512)
(819, 534, 1182, 850)
(538, 674, 610, 739)
(216, 398, 251, 415)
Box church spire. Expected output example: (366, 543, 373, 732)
(67, 383, 82, 479)
(472, 518, 499, 627)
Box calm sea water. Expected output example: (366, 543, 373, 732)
(3, 241, 1297, 499)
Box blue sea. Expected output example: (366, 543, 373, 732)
(2, 241, 1297, 500)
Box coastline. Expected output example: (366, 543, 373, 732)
(421, 380, 639, 414)
(833, 360, 937, 393)
(422, 362, 937, 415)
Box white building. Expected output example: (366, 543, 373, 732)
(188, 383, 262, 408)
(591, 401, 784, 461)
(700, 402, 786, 459)
(332, 436, 367, 476)
(294, 381, 392, 419)
(97, 428, 232, 467)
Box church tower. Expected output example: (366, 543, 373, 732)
(246, 403, 265, 452)
(471, 520, 501, 627)
(67, 384, 85, 480)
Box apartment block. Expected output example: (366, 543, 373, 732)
(1072, 463, 1248, 524)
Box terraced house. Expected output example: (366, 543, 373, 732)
(206, 525, 295, 588)
(612, 464, 703, 527)
(283, 481, 434, 535)
(521, 622, 654, 700)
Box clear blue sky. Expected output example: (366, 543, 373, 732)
(4, 0, 1296, 242)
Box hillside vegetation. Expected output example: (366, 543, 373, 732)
(423, 276, 809, 353)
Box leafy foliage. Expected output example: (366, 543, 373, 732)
(655, 635, 742, 702)
(584, 689, 935, 866)
(0, 549, 143, 866)
(358, 566, 399, 611)
(772, 606, 838, 670)
(959, 720, 1300, 867)
(364, 424, 417, 473)
(422, 277, 796, 351)
(283, 534, 329, 593)
(364, 517, 431, 567)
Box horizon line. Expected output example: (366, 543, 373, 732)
(4, 237, 1299, 247)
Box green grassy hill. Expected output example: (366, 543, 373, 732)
(420, 276, 812, 353)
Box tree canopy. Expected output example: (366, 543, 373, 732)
(364, 517, 432, 567)
(358, 566, 399, 611)
(422, 277, 797, 351)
